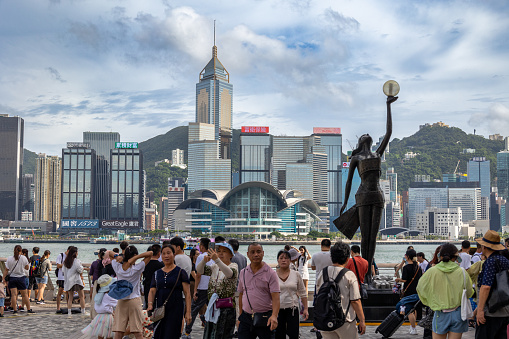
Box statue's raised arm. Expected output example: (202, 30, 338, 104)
(376, 96, 397, 156)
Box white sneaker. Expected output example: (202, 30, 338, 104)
(409, 327, 418, 335)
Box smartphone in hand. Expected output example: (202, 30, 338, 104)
(210, 242, 215, 250)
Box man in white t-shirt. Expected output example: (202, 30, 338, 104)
(315, 242, 366, 338)
(311, 239, 333, 283)
(170, 236, 192, 277)
(458, 240, 472, 270)
(55, 246, 71, 313)
(183, 238, 213, 338)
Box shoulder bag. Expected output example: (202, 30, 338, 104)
(460, 268, 474, 320)
(215, 265, 234, 308)
(352, 257, 368, 299)
(5, 258, 20, 282)
(243, 270, 272, 327)
(487, 257, 509, 313)
(151, 268, 182, 323)
(401, 264, 420, 299)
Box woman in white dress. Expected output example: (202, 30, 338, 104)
(62, 246, 86, 317)
(297, 246, 311, 294)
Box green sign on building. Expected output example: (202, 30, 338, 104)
(115, 142, 138, 149)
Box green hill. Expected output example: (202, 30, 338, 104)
(23, 148, 38, 175)
(384, 125, 504, 193)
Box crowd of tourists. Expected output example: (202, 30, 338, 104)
(1, 230, 508, 339)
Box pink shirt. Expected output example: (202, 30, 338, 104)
(238, 262, 280, 313)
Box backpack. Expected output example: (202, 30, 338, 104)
(313, 267, 351, 331)
(30, 256, 40, 276)
(33, 258, 47, 278)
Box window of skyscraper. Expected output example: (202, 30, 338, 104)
(71, 152, 77, 169)
(112, 154, 118, 170)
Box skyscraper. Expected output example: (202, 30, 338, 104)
(22, 174, 34, 214)
(497, 151, 509, 199)
(35, 154, 61, 222)
(467, 157, 490, 198)
(187, 122, 231, 192)
(109, 148, 143, 229)
(61, 145, 95, 220)
(83, 132, 120, 220)
(311, 128, 343, 222)
(240, 127, 272, 184)
(271, 136, 306, 189)
(195, 42, 233, 159)
(83, 132, 120, 160)
(0, 114, 24, 221)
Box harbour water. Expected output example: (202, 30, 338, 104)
(0, 241, 442, 265)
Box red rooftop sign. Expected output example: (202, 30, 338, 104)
(242, 126, 269, 134)
(313, 127, 341, 134)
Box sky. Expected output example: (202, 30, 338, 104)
(1, 0, 509, 155)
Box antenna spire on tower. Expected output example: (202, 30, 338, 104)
(212, 20, 217, 57)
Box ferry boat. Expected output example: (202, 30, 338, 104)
(4, 236, 24, 243)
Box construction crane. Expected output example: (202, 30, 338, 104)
(454, 160, 460, 174)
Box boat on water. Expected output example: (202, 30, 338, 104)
(159, 236, 200, 250)
(4, 236, 24, 243)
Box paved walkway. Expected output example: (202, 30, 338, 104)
(0, 301, 476, 339)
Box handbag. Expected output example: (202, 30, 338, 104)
(151, 268, 182, 323)
(352, 257, 368, 299)
(213, 268, 234, 308)
(5, 258, 20, 282)
(242, 270, 272, 327)
(487, 258, 509, 313)
(460, 268, 473, 321)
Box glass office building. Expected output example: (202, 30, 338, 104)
(0, 115, 24, 221)
(240, 133, 272, 184)
(110, 148, 143, 222)
(467, 157, 490, 198)
(174, 182, 321, 236)
(83, 132, 120, 160)
(61, 147, 95, 219)
(497, 151, 509, 199)
(195, 46, 233, 159)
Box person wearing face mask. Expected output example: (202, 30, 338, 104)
(197, 242, 239, 339)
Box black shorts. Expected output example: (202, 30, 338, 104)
(28, 276, 39, 290)
(8, 276, 27, 290)
(57, 280, 65, 289)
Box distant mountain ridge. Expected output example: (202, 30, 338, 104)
(383, 125, 503, 193)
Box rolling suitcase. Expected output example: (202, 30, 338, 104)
(375, 301, 421, 338)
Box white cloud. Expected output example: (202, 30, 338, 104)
(0, 0, 508, 155)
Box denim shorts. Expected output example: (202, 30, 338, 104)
(35, 276, 48, 285)
(0, 298, 5, 307)
(432, 307, 468, 334)
(8, 276, 27, 290)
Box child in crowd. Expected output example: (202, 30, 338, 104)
(0, 276, 5, 317)
(82, 274, 118, 339)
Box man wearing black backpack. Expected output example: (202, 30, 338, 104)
(314, 242, 366, 338)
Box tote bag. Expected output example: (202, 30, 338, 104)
(460, 268, 473, 321)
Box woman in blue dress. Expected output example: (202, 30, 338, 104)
(147, 244, 191, 339)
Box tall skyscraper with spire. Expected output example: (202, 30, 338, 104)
(195, 25, 233, 159)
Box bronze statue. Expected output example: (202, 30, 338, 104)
(334, 94, 398, 281)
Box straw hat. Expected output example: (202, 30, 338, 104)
(475, 230, 505, 251)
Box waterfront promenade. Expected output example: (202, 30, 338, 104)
(0, 299, 476, 339)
